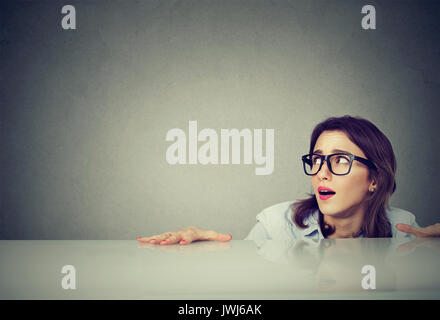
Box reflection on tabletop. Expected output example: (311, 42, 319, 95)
(0, 238, 439, 299)
(137, 240, 232, 252)
(252, 238, 440, 294)
(136, 237, 440, 296)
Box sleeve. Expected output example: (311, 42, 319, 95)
(388, 207, 420, 239)
(411, 219, 420, 229)
(244, 221, 271, 241)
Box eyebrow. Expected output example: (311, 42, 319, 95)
(313, 149, 351, 154)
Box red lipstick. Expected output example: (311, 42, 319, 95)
(318, 186, 336, 200)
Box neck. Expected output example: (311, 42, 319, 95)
(323, 205, 366, 239)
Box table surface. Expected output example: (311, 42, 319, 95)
(1, 238, 440, 300)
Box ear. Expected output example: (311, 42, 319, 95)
(368, 179, 378, 193)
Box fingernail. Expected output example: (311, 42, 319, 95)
(180, 240, 186, 244)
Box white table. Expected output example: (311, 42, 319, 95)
(1, 238, 439, 300)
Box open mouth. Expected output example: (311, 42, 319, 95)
(318, 187, 336, 200)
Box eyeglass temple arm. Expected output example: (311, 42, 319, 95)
(354, 156, 376, 169)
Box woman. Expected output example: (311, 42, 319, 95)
(137, 116, 440, 245)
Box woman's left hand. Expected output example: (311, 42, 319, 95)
(396, 223, 440, 237)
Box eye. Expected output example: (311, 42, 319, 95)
(312, 155, 322, 165)
(335, 155, 350, 164)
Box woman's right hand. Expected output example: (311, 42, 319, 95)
(136, 226, 232, 245)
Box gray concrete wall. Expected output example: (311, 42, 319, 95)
(1, 0, 439, 239)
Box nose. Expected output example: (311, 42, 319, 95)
(317, 159, 332, 180)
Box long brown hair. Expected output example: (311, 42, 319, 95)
(292, 116, 396, 238)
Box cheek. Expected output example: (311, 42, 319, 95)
(337, 173, 370, 198)
(311, 170, 371, 199)
(311, 176, 320, 190)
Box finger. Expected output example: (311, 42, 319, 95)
(396, 224, 425, 237)
(200, 230, 232, 242)
(136, 236, 157, 242)
(147, 232, 174, 245)
(138, 234, 163, 244)
(160, 233, 182, 245)
(216, 233, 232, 242)
(152, 232, 170, 244)
(179, 234, 195, 245)
(395, 223, 413, 233)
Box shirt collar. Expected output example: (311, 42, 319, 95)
(297, 210, 366, 239)
(299, 210, 321, 237)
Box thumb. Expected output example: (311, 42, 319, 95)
(396, 223, 422, 236)
(215, 233, 232, 242)
(199, 229, 232, 242)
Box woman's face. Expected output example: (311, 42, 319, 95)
(311, 130, 375, 218)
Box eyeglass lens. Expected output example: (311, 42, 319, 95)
(304, 154, 352, 175)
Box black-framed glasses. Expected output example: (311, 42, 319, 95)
(301, 153, 376, 176)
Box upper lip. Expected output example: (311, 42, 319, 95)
(318, 186, 336, 193)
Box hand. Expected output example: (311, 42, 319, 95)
(396, 223, 440, 238)
(136, 226, 232, 245)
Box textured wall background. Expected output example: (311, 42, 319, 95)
(1, 0, 439, 239)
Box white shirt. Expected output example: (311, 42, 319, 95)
(244, 201, 420, 242)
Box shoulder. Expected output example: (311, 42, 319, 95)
(386, 206, 417, 225)
(253, 200, 320, 241)
(256, 201, 295, 225)
(253, 201, 298, 240)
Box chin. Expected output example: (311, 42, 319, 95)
(319, 207, 339, 216)
(317, 201, 343, 216)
